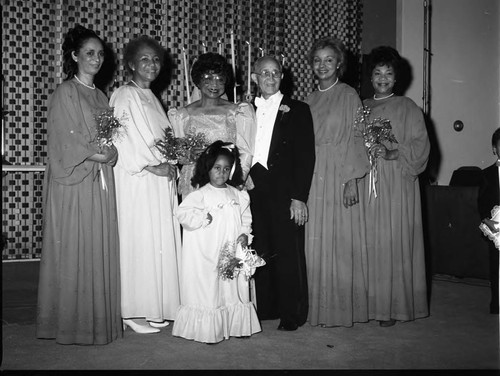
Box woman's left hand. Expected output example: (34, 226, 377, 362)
(146, 162, 177, 180)
(369, 144, 399, 160)
(343, 179, 359, 208)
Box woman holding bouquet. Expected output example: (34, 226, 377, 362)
(110, 36, 181, 333)
(305, 37, 370, 327)
(36, 24, 121, 345)
(363, 46, 430, 326)
(168, 52, 256, 198)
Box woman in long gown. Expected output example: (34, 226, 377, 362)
(363, 46, 430, 326)
(173, 141, 261, 343)
(305, 37, 370, 327)
(36, 25, 121, 345)
(168, 52, 255, 198)
(110, 36, 181, 333)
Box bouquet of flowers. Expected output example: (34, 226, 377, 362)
(217, 241, 266, 281)
(93, 107, 126, 190)
(479, 205, 500, 250)
(354, 106, 398, 199)
(155, 127, 208, 164)
(93, 107, 126, 148)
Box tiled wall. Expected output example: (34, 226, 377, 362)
(1, 0, 362, 260)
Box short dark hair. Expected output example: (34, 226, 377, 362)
(123, 36, 164, 76)
(367, 46, 402, 79)
(492, 128, 500, 146)
(307, 37, 346, 77)
(62, 24, 103, 79)
(191, 140, 244, 188)
(191, 53, 233, 88)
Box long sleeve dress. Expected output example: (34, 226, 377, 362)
(36, 79, 121, 345)
(362, 95, 430, 322)
(172, 184, 261, 343)
(305, 82, 370, 327)
(168, 103, 256, 198)
(110, 84, 181, 321)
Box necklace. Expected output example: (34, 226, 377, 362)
(130, 80, 149, 90)
(74, 75, 95, 89)
(318, 77, 339, 92)
(373, 93, 394, 100)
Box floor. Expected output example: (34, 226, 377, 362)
(1, 261, 499, 372)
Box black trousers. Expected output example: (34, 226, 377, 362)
(249, 164, 308, 325)
(489, 243, 499, 314)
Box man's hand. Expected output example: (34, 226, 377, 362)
(290, 199, 308, 226)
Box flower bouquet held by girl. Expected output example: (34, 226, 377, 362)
(354, 106, 397, 199)
(479, 205, 500, 250)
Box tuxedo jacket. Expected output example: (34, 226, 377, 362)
(251, 95, 316, 203)
(478, 163, 500, 220)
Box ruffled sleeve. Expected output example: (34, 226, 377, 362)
(110, 86, 164, 176)
(397, 98, 430, 179)
(46, 82, 101, 185)
(234, 102, 257, 181)
(168, 107, 189, 138)
(176, 189, 210, 231)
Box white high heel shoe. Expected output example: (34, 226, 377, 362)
(123, 319, 160, 334)
(147, 320, 170, 328)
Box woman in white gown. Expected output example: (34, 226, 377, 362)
(173, 141, 261, 344)
(168, 52, 256, 198)
(110, 36, 181, 333)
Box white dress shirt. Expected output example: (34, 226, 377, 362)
(252, 91, 284, 169)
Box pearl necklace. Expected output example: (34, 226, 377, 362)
(130, 80, 149, 90)
(318, 77, 339, 92)
(74, 75, 95, 89)
(373, 93, 394, 101)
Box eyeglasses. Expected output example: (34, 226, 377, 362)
(200, 74, 226, 85)
(254, 70, 282, 79)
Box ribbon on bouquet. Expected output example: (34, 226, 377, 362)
(368, 155, 378, 200)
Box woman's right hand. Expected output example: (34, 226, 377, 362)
(343, 179, 359, 208)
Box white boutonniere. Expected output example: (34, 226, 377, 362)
(279, 104, 290, 113)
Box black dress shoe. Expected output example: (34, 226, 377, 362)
(277, 321, 298, 331)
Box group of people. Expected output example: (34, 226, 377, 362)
(36, 24, 434, 346)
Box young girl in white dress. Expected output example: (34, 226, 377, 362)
(172, 141, 262, 344)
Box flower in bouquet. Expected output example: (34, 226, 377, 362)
(217, 241, 243, 280)
(155, 128, 208, 164)
(354, 106, 397, 199)
(479, 205, 500, 250)
(93, 107, 126, 148)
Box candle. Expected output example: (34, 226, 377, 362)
(182, 47, 191, 104)
(281, 53, 286, 67)
(230, 31, 236, 103)
(218, 39, 222, 55)
(246, 40, 251, 96)
(202, 42, 207, 54)
(259, 47, 264, 57)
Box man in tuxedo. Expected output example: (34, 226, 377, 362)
(249, 56, 315, 331)
(478, 127, 500, 314)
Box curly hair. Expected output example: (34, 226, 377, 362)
(492, 128, 500, 146)
(191, 53, 233, 88)
(367, 46, 402, 79)
(191, 140, 244, 189)
(62, 24, 103, 80)
(307, 37, 347, 78)
(123, 36, 165, 76)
